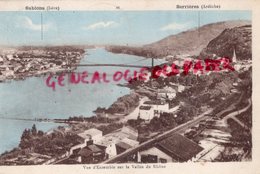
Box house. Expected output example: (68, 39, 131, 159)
(69, 128, 103, 156)
(2, 70, 14, 78)
(96, 136, 118, 158)
(232, 82, 239, 87)
(0, 64, 14, 71)
(157, 88, 176, 100)
(138, 133, 203, 163)
(96, 126, 139, 158)
(77, 128, 103, 144)
(143, 100, 169, 112)
(143, 100, 172, 117)
(78, 144, 106, 164)
(169, 83, 185, 92)
(139, 105, 154, 121)
(230, 88, 239, 93)
(78, 148, 92, 163)
(0, 56, 4, 64)
(6, 54, 14, 61)
(14, 66, 23, 73)
(0, 65, 7, 71)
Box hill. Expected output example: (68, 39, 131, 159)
(200, 25, 252, 60)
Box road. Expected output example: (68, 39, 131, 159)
(103, 109, 213, 163)
(223, 99, 251, 130)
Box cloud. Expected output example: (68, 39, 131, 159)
(84, 21, 119, 30)
(160, 22, 191, 31)
(18, 16, 52, 31)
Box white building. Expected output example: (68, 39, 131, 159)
(177, 85, 185, 92)
(0, 56, 4, 64)
(139, 100, 179, 119)
(169, 83, 185, 93)
(139, 105, 154, 121)
(3, 70, 14, 78)
(96, 136, 118, 158)
(96, 126, 139, 158)
(69, 128, 103, 155)
(143, 100, 169, 112)
(6, 54, 14, 61)
(157, 88, 176, 100)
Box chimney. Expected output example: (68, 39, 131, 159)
(87, 139, 93, 146)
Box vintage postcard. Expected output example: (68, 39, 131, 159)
(0, 0, 259, 174)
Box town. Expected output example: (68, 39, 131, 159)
(0, 46, 85, 82)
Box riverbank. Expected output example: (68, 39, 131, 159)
(105, 45, 156, 58)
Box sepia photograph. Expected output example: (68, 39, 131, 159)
(0, 10, 252, 165)
(0, 1, 258, 173)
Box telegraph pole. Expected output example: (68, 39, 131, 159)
(149, 53, 154, 88)
(198, 11, 200, 39)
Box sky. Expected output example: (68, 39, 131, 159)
(0, 11, 251, 46)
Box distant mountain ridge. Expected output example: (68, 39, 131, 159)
(106, 20, 251, 58)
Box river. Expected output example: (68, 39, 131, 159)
(0, 48, 162, 154)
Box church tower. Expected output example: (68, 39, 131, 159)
(232, 48, 237, 63)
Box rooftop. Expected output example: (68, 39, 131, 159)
(158, 88, 176, 93)
(96, 135, 120, 147)
(116, 142, 132, 150)
(121, 126, 138, 134)
(156, 133, 203, 161)
(120, 126, 138, 140)
(78, 148, 92, 157)
(96, 127, 139, 146)
(87, 144, 103, 153)
(121, 137, 139, 147)
(139, 105, 152, 110)
(143, 100, 166, 105)
(78, 128, 102, 139)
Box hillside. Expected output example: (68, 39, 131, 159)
(200, 25, 252, 60)
(106, 20, 251, 58)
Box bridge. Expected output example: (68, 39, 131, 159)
(72, 64, 151, 68)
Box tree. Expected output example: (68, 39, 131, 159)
(31, 124, 37, 136)
(149, 117, 162, 131)
(21, 129, 30, 139)
(19, 129, 32, 149)
(38, 130, 44, 136)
